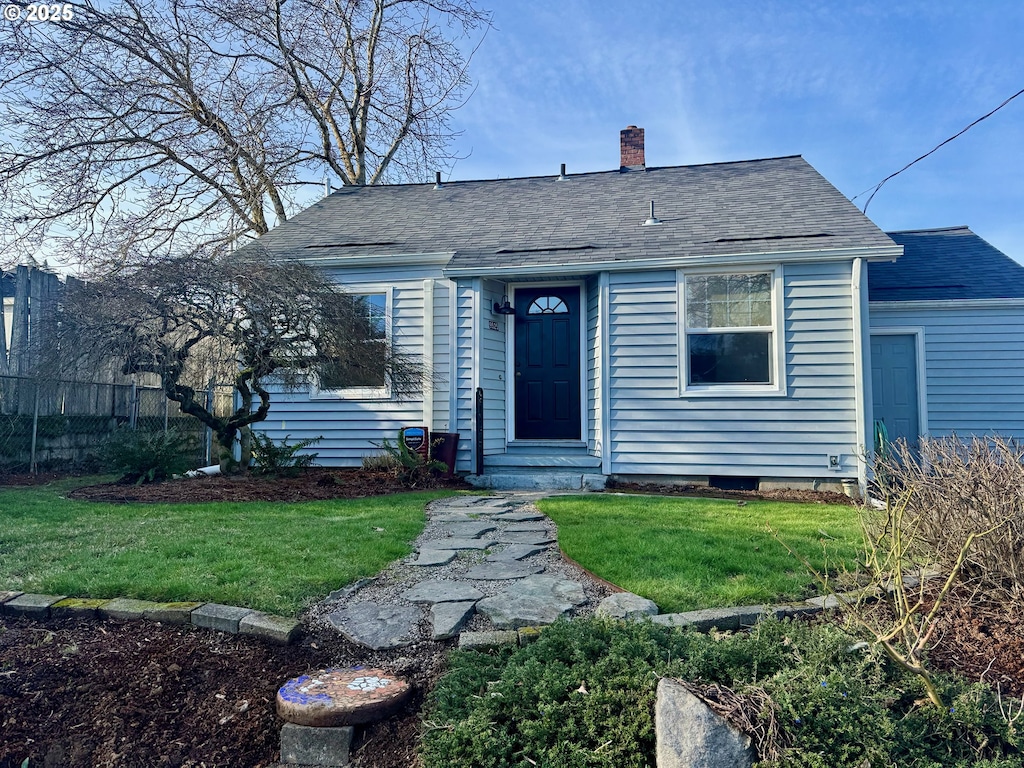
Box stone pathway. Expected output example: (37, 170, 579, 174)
(309, 493, 614, 650)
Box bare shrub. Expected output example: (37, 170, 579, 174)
(876, 435, 1024, 605)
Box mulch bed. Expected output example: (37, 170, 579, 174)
(605, 478, 857, 506)
(66, 468, 471, 503)
(0, 614, 452, 768)
(2, 470, 1021, 766)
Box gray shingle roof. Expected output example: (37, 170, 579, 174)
(252, 156, 896, 272)
(869, 227, 1024, 301)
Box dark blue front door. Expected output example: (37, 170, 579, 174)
(514, 286, 581, 440)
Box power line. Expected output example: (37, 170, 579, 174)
(853, 85, 1024, 215)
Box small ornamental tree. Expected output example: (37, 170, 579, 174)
(54, 252, 420, 471)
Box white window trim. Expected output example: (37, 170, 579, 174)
(677, 265, 787, 397)
(309, 285, 394, 401)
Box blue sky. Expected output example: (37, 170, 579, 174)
(445, 0, 1024, 262)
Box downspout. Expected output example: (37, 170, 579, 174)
(471, 277, 482, 472)
(600, 271, 612, 476)
(851, 258, 872, 493)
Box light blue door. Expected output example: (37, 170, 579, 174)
(871, 334, 920, 446)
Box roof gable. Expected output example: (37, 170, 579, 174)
(869, 227, 1024, 301)
(252, 156, 896, 272)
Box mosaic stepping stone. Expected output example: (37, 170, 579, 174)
(410, 549, 457, 567)
(490, 511, 545, 522)
(276, 667, 412, 726)
(327, 603, 420, 650)
(400, 580, 483, 604)
(464, 562, 544, 580)
(485, 544, 546, 562)
(444, 521, 497, 538)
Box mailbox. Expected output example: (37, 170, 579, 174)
(400, 426, 429, 460)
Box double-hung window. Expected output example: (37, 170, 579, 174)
(314, 290, 390, 399)
(680, 269, 783, 393)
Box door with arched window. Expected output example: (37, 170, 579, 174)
(513, 286, 581, 440)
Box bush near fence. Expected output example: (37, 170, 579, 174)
(0, 374, 234, 474)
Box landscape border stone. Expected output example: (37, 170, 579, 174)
(100, 597, 162, 621)
(143, 601, 204, 625)
(2, 593, 67, 619)
(51, 598, 111, 620)
(191, 602, 255, 633)
(240, 611, 302, 645)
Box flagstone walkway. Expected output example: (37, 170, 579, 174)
(307, 493, 615, 650)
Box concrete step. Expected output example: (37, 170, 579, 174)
(484, 453, 602, 470)
(466, 469, 607, 491)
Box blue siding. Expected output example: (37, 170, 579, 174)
(259, 266, 454, 467)
(869, 302, 1024, 436)
(607, 263, 860, 478)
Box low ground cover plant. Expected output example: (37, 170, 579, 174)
(538, 495, 860, 612)
(420, 617, 1023, 768)
(0, 477, 453, 615)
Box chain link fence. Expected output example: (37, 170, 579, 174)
(0, 374, 236, 474)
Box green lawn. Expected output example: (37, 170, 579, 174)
(539, 494, 861, 613)
(0, 478, 455, 616)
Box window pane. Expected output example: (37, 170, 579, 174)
(689, 332, 771, 384)
(686, 273, 771, 329)
(319, 292, 387, 390)
(365, 294, 387, 339)
(318, 340, 388, 389)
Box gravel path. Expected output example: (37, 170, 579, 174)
(305, 493, 616, 645)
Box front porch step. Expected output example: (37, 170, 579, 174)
(466, 469, 607, 491)
(484, 453, 602, 470)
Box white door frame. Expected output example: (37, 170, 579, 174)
(869, 327, 929, 438)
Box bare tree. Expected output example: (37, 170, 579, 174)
(0, 0, 489, 270)
(54, 253, 422, 470)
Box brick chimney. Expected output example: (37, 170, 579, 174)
(620, 126, 645, 170)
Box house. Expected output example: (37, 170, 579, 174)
(251, 127, 1024, 490)
(868, 226, 1024, 448)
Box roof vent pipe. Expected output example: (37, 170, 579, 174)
(642, 200, 662, 226)
(558, 163, 568, 180)
(433, 171, 442, 189)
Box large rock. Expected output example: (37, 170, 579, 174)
(327, 603, 421, 650)
(475, 575, 586, 628)
(656, 678, 753, 768)
(596, 592, 659, 620)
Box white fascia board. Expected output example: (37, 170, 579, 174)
(443, 245, 904, 279)
(870, 298, 1024, 311)
(291, 251, 455, 268)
